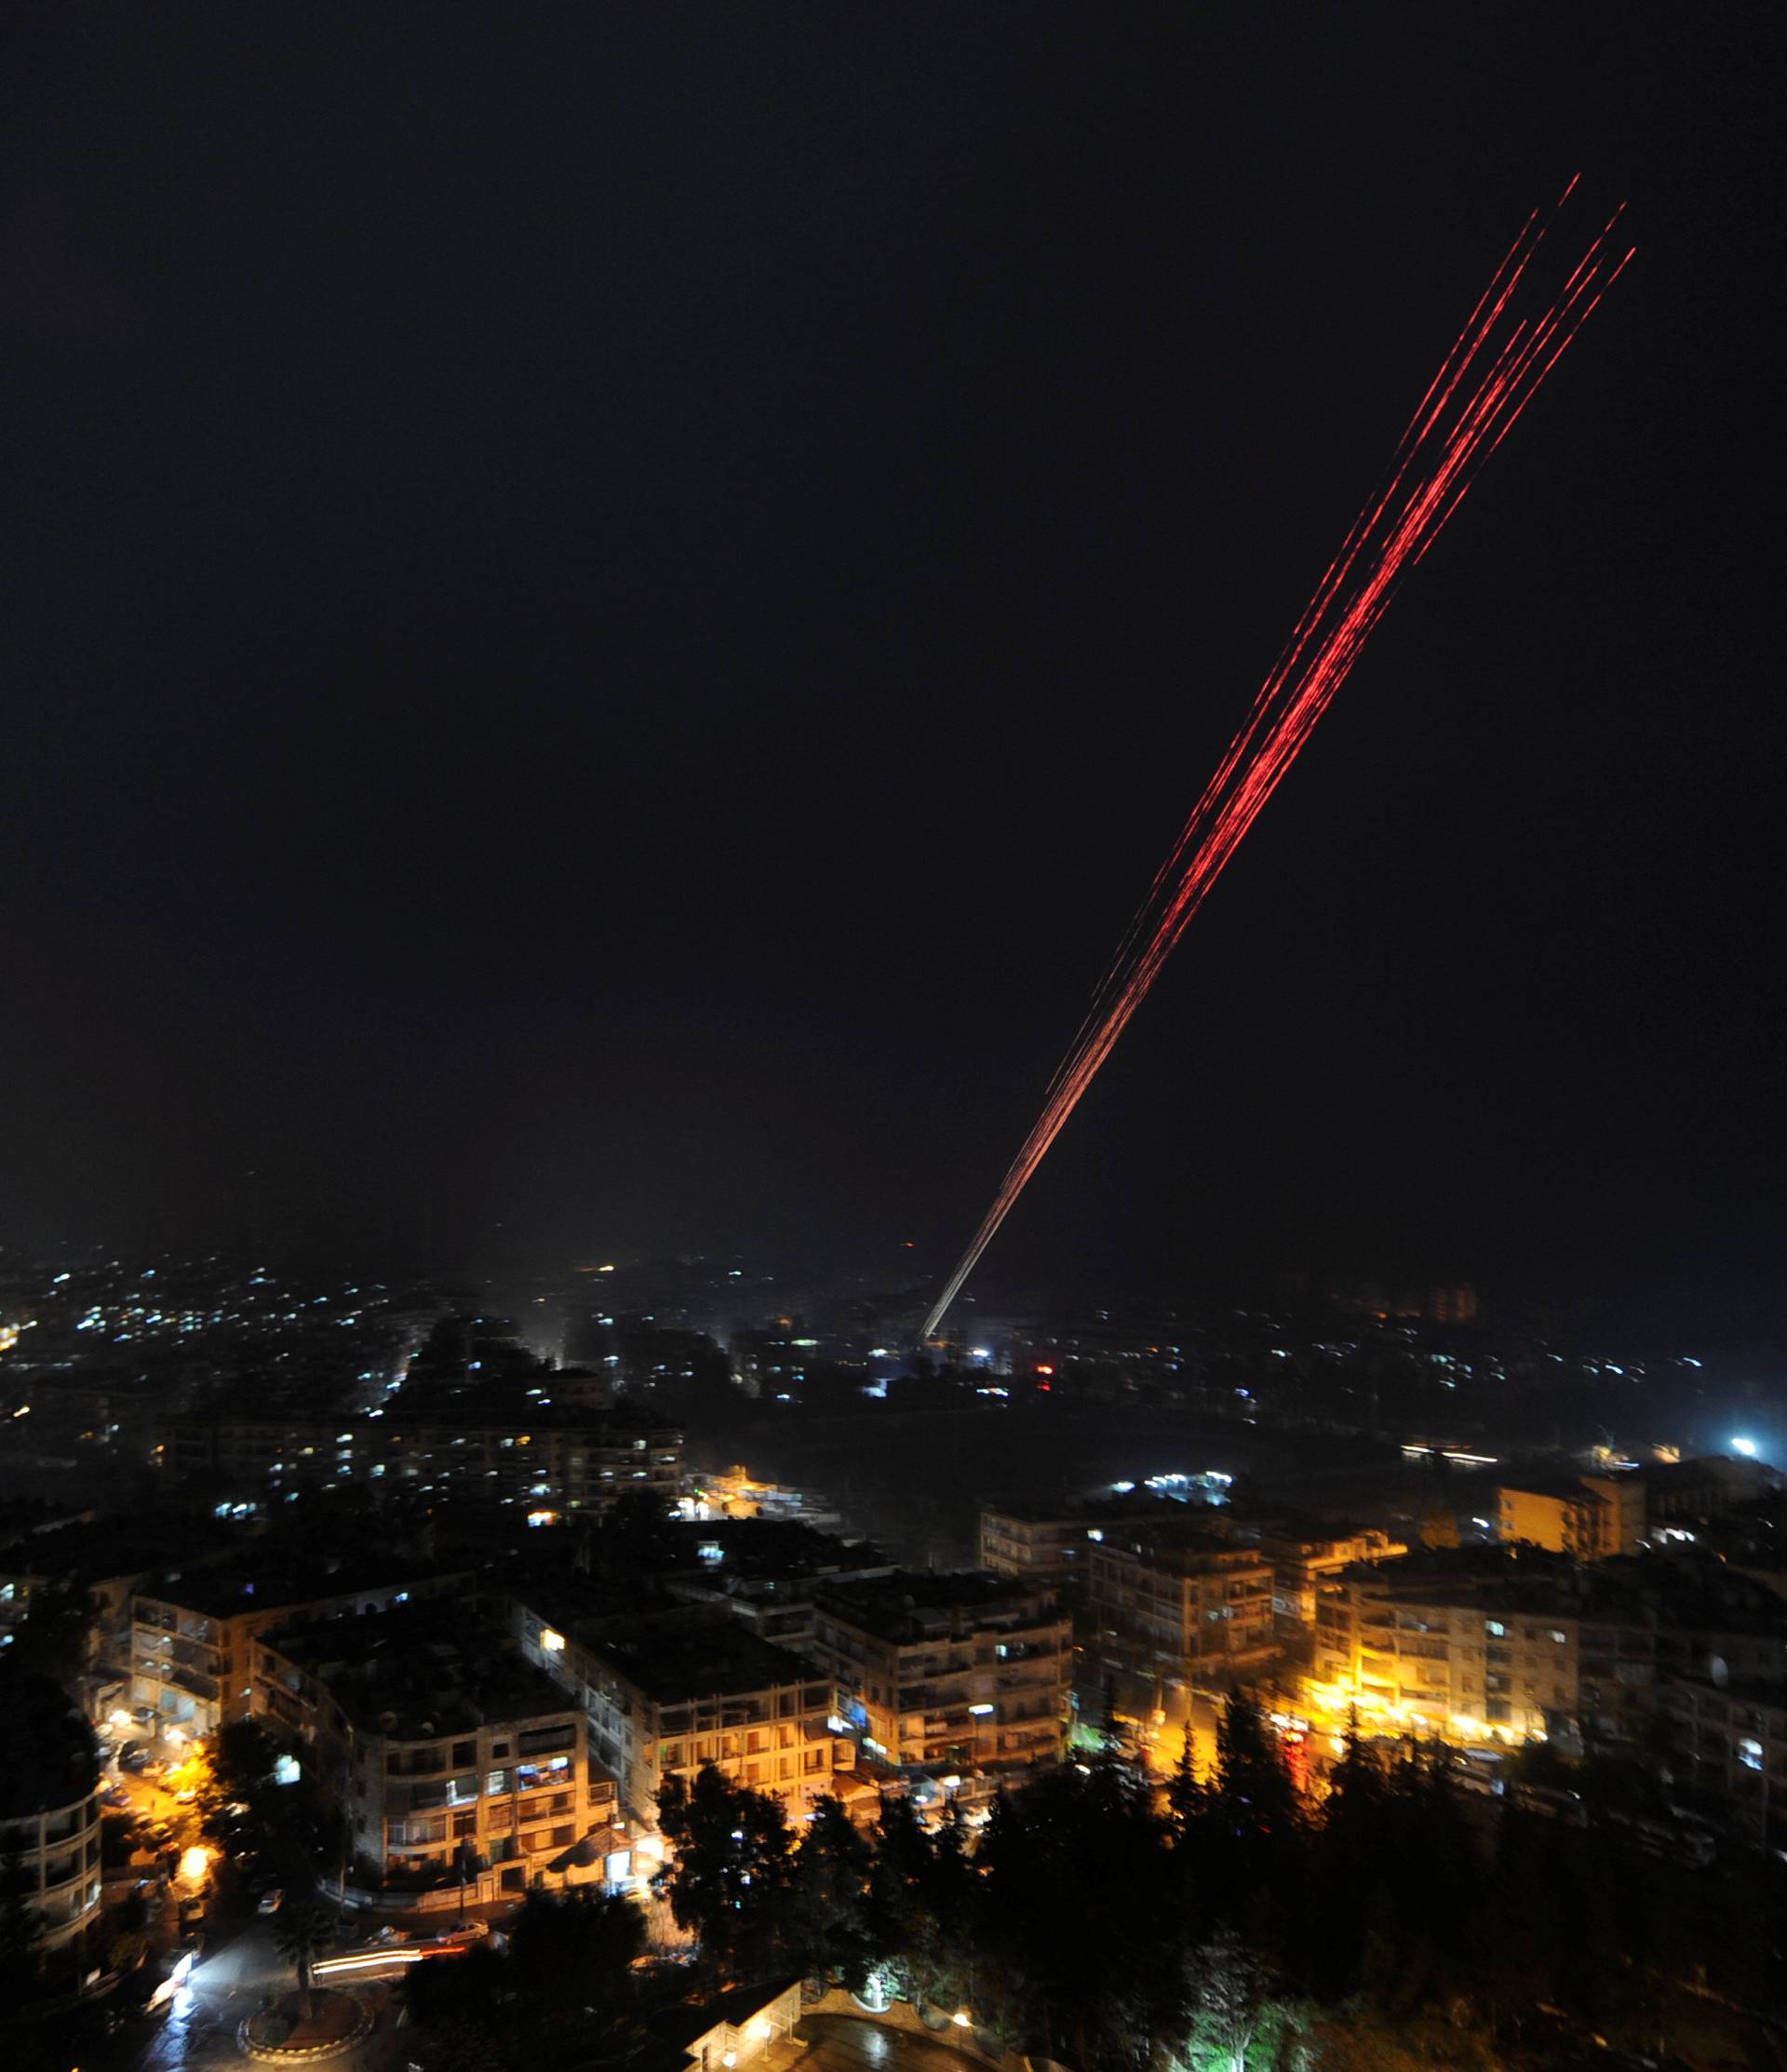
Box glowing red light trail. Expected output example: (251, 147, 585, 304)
(923, 186, 1632, 1341)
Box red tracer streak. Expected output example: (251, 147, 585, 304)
(923, 187, 1632, 1340)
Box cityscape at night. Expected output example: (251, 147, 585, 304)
(1, 7, 1780, 2072)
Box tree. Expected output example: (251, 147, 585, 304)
(402, 1942, 509, 2038)
(506, 1889, 645, 2051)
(1212, 1691, 1301, 1852)
(788, 1792, 874, 1986)
(1179, 1927, 1278, 2072)
(974, 1759, 1181, 2069)
(654, 1763, 796, 1981)
(199, 1717, 281, 1846)
(273, 1896, 331, 2018)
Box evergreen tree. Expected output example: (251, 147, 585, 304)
(789, 1792, 873, 1986)
(654, 1763, 796, 1981)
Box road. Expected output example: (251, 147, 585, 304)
(786, 2016, 988, 2068)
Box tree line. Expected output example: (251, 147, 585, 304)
(643, 1694, 1783, 2069)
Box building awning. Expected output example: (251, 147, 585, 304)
(545, 1823, 628, 1874)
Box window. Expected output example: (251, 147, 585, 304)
(452, 1810, 477, 1838)
(1485, 1621, 1506, 1638)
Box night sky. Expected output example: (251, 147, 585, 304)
(2, 6, 1777, 1333)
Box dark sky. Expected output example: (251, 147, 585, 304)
(2, 5, 1778, 1331)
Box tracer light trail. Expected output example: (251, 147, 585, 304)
(923, 183, 1632, 1342)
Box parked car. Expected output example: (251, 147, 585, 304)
(119, 1742, 151, 1773)
(257, 1889, 284, 1917)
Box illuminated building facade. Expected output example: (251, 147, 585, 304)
(1087, 1524, 1276, 1686)
(252, 1604, 619, 1892)
(154, 1403, 681, 1517)
(807, 1572, 1070, 1778)
(1498, 1473, 1646, 1559)
(506, 1595, 846, 1822)
(128, 1557, 469, 1736)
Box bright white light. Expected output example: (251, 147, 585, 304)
(1731, 1436, 1760, 1459)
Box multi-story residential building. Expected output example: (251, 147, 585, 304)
(978, 1501, 1100, 1595)
(1655, 1676, 1787, 1853)
(1498, 1473, 1646, 1559)
(155, 1400, 681, 1519)
(806, 1572, 1070, 1780)
(251, 1604, 619, 1895)
(1087, 1522, 1277, 1689)
(1307, 1548, 1787, 1756)
(127, 1554, 470, 1738)
(658, 1517, 894, 1654)
(0, 1675, 103, 1966)
(1245, 1518, 1407, 1639)
(504, 1592, 845, 1823)
(1312, 1563, 1579, 1741)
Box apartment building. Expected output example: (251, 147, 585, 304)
(1655, 1676, 1787, 1852)
(977, 1501, 1100, 1595)
(505, 1593, 845, 1823)
(155, 1401, 681, 1519)
(1087, 1522, 1276, 1687)
(0, 1675, 103, 1963)
(1249, 1520, 1406, 1629)
(1311, 1567, 1579, 1740)
(806, 1572, 1070, 1778)
(1307, 1548, 1787, 1752)
(1498, 1473, 1646, 1559)
(252, 1604, 619, 1893)
(658, 1517, 894, 1654)
(128, 1554, 468, 1736)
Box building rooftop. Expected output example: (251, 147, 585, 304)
(815, 1569, 1062, 1643)
(1498, 1474, 1613, 1505)
(565, 1610, 819, 1704)
(670, 1517, 888, 1583)
(1346, 1546, 1787, 1640)
(135, 1549, 469, 1621)
(264, 1602, 575, 1742)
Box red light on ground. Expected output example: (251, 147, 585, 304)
(1036, 1382, 1052, 1393)
(1035, 1364, 1055, 1376)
